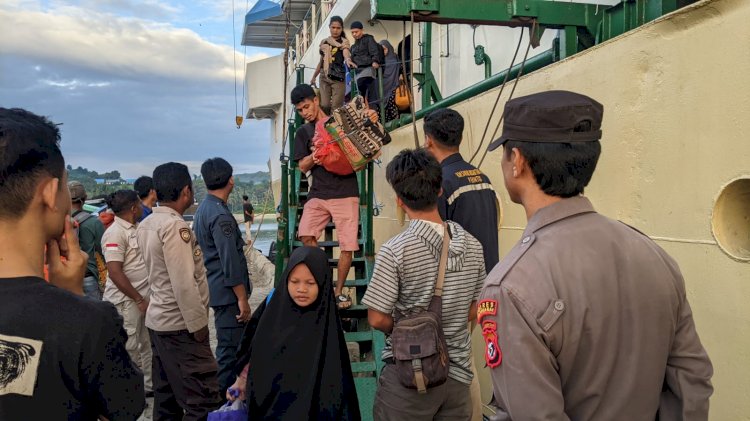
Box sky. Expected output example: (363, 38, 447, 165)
(0, 0, 282, 178)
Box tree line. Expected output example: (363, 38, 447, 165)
(67, 165, 274, 214)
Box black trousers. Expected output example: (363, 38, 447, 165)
(149, 329, 222, 421)
(356, 76, 379, 110)
(213, 304, 245, 397)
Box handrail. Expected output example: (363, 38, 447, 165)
(385, 49, 555, 131)
(289, 0, 337, 69)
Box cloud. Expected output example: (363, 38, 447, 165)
(0, 2, 268, 83)
(71, 0, 182, 20)
(0, 2, 277, 179)
(40, 79, 111, 89)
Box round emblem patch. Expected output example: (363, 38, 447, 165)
(179, 228, 191, 243)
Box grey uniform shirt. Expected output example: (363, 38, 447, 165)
(136, 207, 210, 333)
(193, 193, 251, 309)
(362, 219, 486, 385)
(479, 196, 713, 420)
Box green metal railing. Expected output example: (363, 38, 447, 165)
(276, 64, 385, 420)
(373, 0, 698, 131)
(385, 49, 555, 131)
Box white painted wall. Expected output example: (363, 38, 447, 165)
(245, 54, 284, 111)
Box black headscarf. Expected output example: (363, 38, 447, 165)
(234, 247, 361, 421)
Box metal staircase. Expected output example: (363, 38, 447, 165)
(273, 67, 385, 420)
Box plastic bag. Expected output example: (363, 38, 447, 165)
(208, 389, 248, 421)
(312, 117, 355, 176)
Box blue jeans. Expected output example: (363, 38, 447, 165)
(82, 276, 102, 300)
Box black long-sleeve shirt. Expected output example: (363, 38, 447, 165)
(350, 34, 382, 68)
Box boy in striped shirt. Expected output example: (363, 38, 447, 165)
(363, 149, 486, 420)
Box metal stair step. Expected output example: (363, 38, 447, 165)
(339, 304, 369, 316)
(292, 239, 365, 248)
(340, 304, 368, 314)
(329, 257, 366, 266)
(351, 361, 377, 373)
(344, 278, 369, 287)
(344, 331, 374, 343)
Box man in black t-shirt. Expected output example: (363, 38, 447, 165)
(424, 108, 499, 273)
(0, 108, 145, 420)
(242, 194, 254, 244)
(291, 84, 359, 309)
(423, 108, 499, 419)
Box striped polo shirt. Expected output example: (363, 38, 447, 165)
(362, 219, 486, 385)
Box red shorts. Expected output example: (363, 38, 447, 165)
(298, 197, 360, 251)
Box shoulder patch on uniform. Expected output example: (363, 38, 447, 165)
(481, 321, 502, 368)
(219, 221, 234, 238)
(179, 228, 191, 243)
(477, 299, 498, 321)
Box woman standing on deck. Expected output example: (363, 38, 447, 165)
(227, 246, 361, 420)
(310, 16, 350, 115)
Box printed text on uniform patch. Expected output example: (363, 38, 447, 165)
(477, 299, 498, 321)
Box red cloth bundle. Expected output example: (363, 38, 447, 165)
(312, 118, 354, 175)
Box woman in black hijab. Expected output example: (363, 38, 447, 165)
(379, 40, 401, 122)
(228, 246, 361, 420)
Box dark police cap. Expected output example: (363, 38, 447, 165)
(488, 90, 603, 151)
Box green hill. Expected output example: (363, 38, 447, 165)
(235, 171, 270, 184)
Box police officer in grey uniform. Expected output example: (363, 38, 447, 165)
(193, 157, 252, 397)
(478, 91, 713, 420)
(137, 162, 222, 421)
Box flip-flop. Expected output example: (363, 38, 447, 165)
(337, 294, 352, 309)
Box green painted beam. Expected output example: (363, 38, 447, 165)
(373, 0, 602, 36)
(345, 331, 374, 343)
(385, 49, 554, 131)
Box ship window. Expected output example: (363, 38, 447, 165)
(711, 177, 750, 262)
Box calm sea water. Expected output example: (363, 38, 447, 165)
(239, 220, 278, 256)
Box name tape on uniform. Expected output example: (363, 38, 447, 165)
(477, 299, 498, 321)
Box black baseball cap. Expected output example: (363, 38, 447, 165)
(488, 90, 603, 151)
